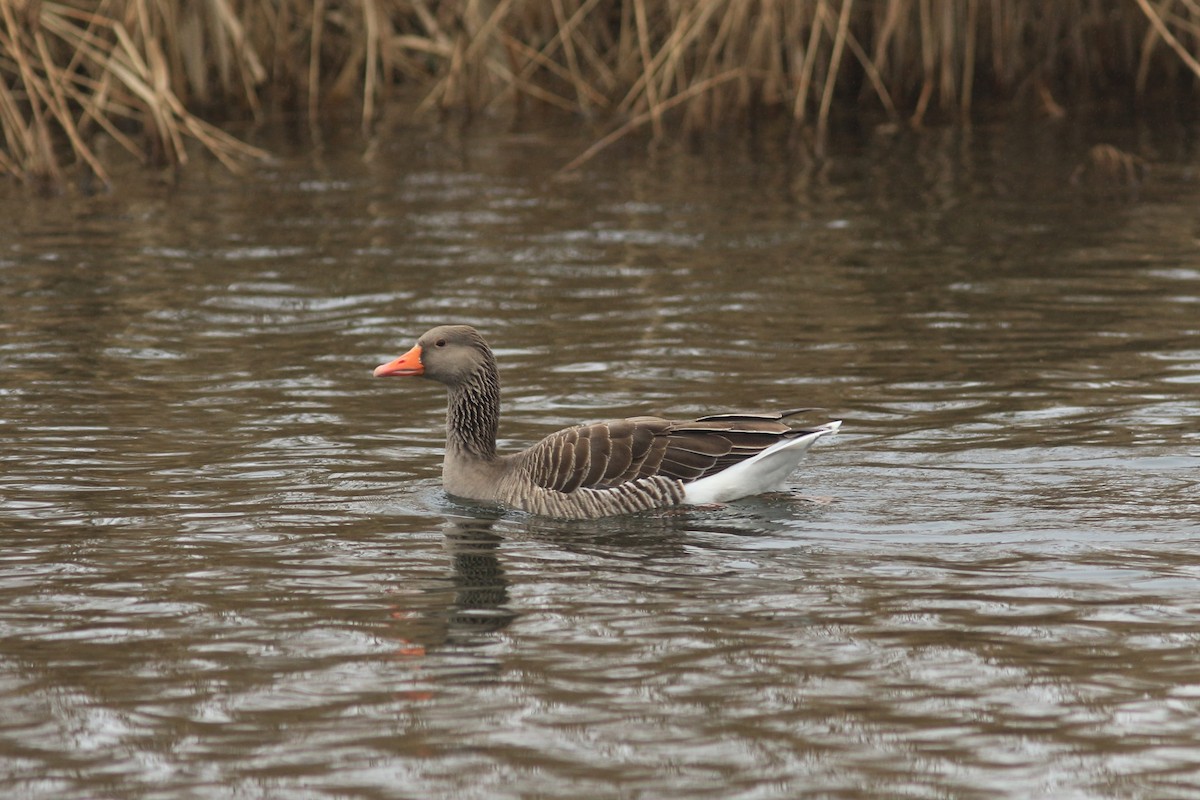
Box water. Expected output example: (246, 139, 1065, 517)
(2, 119, 1199, 799)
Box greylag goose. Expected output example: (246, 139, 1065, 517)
(373, 325, 840, 519)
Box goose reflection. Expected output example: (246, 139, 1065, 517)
(386, 516, 516, 692)
(441, 515, 517, 639)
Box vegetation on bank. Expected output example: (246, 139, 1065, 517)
(1, 0, 1198, 189)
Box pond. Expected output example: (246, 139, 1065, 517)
(2, 116, 1199, 798)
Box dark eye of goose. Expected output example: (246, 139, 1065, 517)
(435, 339, 446, 348)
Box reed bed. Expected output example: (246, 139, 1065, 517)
(2, 0, 1199, 188)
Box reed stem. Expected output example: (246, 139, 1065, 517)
(2, 1, 1198, 188)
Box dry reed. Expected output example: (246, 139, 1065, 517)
(2, 0, 1200, 188)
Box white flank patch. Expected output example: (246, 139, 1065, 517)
(682, 421, 841, 505)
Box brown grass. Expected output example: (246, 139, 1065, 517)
(2, 0, 1199, 189)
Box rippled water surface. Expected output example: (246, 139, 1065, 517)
(3, 120, 1200, 799)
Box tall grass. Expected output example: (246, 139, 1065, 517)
(2, 0, 1199, 188)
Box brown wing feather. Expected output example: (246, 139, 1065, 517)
(523, 417, 673, 491)
(606, 417, 669, 485)
(657, 418, 804, 481)
(694, 408, 814, 423)
(521, 413, 822, 491)
(656, 433, 728, 481)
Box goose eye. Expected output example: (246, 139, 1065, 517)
(435, 339, 447, 348)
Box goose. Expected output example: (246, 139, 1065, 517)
(373, 325, 840, 519)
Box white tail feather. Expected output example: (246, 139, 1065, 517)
(682, 421, 841, 504)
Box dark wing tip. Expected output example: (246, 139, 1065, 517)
(694, 407, 822, 423)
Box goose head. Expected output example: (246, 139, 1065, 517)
(374, 325, 495, 387)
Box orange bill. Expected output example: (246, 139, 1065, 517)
(373, 344, 424, 377)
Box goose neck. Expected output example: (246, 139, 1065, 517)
(445, 370, 500, 460)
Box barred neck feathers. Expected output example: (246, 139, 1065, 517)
(445, 360, 500, 459)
